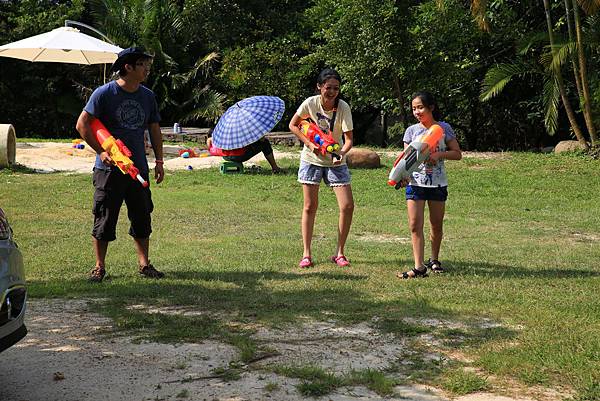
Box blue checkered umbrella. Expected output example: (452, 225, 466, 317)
(211, 96, 285, 150)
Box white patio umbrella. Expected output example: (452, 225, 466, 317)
(0, 26, 122, 65)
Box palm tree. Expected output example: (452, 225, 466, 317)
(169, 52, 226, 124)
(570, 0, 597, 144)
(474, 0, 599, 147)
(89, 0, 225, 124)
(542, 0, 587, 147)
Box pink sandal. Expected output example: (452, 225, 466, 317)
(330, 255, 350, 267)
(299, 256, 313, 268)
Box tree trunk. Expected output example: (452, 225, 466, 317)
(564, 0, 583, 99)
(572, 0, 598, 146)
(543, 0, 589, 148)
(393, 76, 409, 138)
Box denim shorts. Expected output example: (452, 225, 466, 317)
(297, 160, 351, 186)
(405, 185, 448, 201)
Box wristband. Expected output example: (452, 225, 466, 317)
(155, 159, 164, 164)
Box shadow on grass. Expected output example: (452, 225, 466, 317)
(26, 263, 525, 392)
(27, 264, 520, 339)
(29, 266, 449, 319)
(240, 166, 299, 177)
(447, 260, 600, 279)
(0, 163, 39, 174)
(29, 259, 595, 321)
(360, 258, 599, 279)
(167, 269, 368, 282)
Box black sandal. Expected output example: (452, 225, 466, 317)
(397, 265, 428, 279)
(428, 259, 445, 273)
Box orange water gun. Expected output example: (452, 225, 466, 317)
(90, 118, 149, 188)
(298, 119, 341, 160)
(387, 124, 444, 189)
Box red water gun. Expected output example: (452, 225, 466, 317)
(90, 118, 149, 187)
(298, 119, 341, 160)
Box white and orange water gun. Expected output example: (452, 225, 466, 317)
(388, 124, 444, 189)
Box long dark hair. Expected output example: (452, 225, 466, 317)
(413, 91, 442, 120)
(316, 68, 343, 107)
(317, 68, 342, 86)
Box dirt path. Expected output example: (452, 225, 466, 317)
(0, 300, 555, 401)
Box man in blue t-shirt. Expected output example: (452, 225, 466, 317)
(76, 47, 165, 282)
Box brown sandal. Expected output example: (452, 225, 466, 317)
(89, 266, 106, 283)
(139, 264, 164, 279)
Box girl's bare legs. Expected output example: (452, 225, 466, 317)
(301, 184, 320, 258)
(407, 199, 426, 268)
(427, 200, 445, 261)
(332, 184, 354, 257)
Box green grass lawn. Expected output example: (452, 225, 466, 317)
(1, 152, 599, 399)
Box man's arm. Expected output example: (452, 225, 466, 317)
(75, 111, 112, 165)
(148, 122, 164, 183)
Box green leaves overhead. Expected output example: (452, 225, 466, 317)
(474, 0, 600, 146)
(306, 0, 412, 107)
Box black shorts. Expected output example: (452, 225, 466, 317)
(223, 137, 273, 163)
(92, 168, 154, 241)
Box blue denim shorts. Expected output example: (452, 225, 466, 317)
(405, 185, 448, 201)
(298, 160, 351, 186)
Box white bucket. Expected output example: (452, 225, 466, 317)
(0, 124, 16, 168)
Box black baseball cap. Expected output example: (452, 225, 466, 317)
(110, 47, 153, 73)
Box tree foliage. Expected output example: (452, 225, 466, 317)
(0, 0, 597, 149)
(0, 0, 87, 137)
(90, 0, 225, 124)
(475, 0, 600, 147)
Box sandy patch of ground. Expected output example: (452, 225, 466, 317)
(570, 231, 600, 243)
(14, 142, 299, 173)
(14, 142, 508, 174)
(0, 300, 561, 401)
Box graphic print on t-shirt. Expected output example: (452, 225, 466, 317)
(316, 112, 333, 134)
(116, 99, 146, 130)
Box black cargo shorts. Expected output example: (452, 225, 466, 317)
(91, 168, 153, 241)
